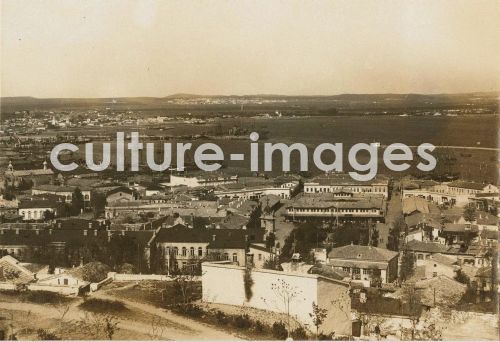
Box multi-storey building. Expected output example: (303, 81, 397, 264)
(304, 174, 389, 198)
(285, 192, 386, 223)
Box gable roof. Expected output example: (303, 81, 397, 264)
(406, 240, 451, 254)
(0, 255, 35, 284)
(402, 197, 430, 215)
(429, 253, 456, 266)
(153, 225, 264, 248)
(106, 186, 134, 196)
(448, 181, 488, 191)
(328, 244, 398, 262)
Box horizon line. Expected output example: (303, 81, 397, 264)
(1, 90, 499, 100)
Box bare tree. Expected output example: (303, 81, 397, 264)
(78, 312, 120, 340)
(271, 278, 303, 337)
(148, 316, 166, 340)
(172, 267, 198, 305)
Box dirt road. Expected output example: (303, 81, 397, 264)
(0, 292, 240, 340)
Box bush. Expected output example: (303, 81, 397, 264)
(272, 321, 288, 340)
(232, 314, 252, 329)
(21, 291, 71, 305)
(254, 320, 265, 333)
(117, 263, 136, 274)
(79, 298, 127, 313)
(215, 310, 229, 325)
(318, 333, 332, 340)
(172, 303, 204, 318)
(291, 326, 308, 340)
(37, 329, 61, 340)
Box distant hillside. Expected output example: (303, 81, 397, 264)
(1, 92, 498, 114)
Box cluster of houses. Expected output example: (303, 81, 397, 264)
(0, 160, 498, 337)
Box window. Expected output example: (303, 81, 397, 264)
(190, 247, 195, 257)
(63, 278, 68, 285)
(182, 247, 187, 256)
(432, 272, 437, 277)
(258, 254, 262, 261)
(417, 254, 424, 260)
(173, 247, 178, 256)
(198, 247, 203, 257)
(342, 267, 350, 273)
(352, 268, 360, 275)
(224, 253, 229, 260)
(232, 253, 238, 262)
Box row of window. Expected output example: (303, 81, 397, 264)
(290, 208, 378, 213)
(163, 246, 239, 262)
(20, 209, 54, 220)
(165, 246, 204, 257)
(305, 186, 387, 193)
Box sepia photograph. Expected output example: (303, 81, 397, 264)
(0, 0, 498, 340)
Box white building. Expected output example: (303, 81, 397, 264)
(402, 181, 498, 207)
(170, 174, 238, 188)
(304, 174, 389, 198)
(202, 261, 352, 336)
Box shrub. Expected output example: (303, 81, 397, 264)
(291, 326, 308, 340)
(232, 314, 252, 329)
(172, 303, 204, 318)
(215, 310, 229, 325)
(37, 329, 61, 340)
(21, 291, 71, 305)
(318, 333, 332, 340)
(79, 298, 127, 313)
(272, 321, 288, 340)
(254, 320, 265, 333)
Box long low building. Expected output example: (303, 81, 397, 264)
(304, 174, 389, 198)
(32, 184, 91, 206)
(169, 174, 238, 188)
(105, 200, 225, 219)
(285, 192, 386, 223)
(402, 180, 498, 207)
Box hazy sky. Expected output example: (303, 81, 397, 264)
(1, 0, 499, 97)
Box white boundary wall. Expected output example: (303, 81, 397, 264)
(202, 261, 351, 335)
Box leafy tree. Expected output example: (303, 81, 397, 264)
(71, 187, 85, 215)
(263, 257, 280, 270)
(43, 209, 55, 220)
(387, 216, 405, 251)
(399, 247, 414, 282)
(454, 269, 470, 285)
(265, 232, 276, 249)
(282, 222, 327, 259)
(370, 228, 379, 247)
(309, 301, 328, 338)
(463, 203, 476, 223)
(2, 183, 15, 200)
(91, 192, 107, 218)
